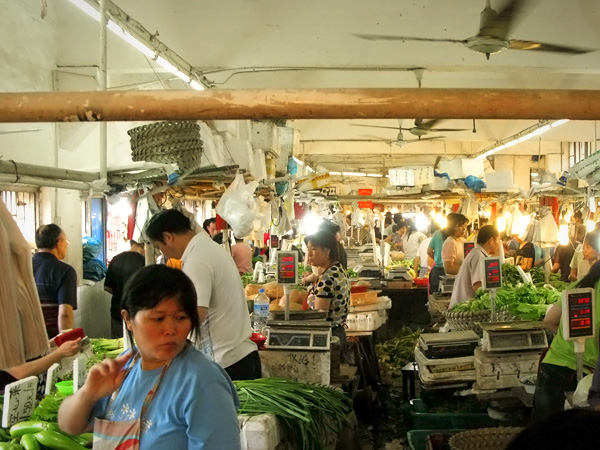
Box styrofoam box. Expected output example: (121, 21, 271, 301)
(226, 139, 255, 173)
(276, 127, 299, 175)
(485, 170, 514, 190)
(389, 166, 434, 186)
(239, 414, 282, 450)
(253, 149, 267, 180)
(251, 121, 280, 157)
(211, 120, 238, 138)
(437, 158, 485, 179)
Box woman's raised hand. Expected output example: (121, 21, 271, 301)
(80, 351, 134, 403)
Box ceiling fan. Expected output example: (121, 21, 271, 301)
(353, 118, 468, 139)
(360, 131, 443, 148)
(355, 0, 595, 60)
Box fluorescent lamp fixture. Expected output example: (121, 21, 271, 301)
(366, 174, 383, 178)
(552, 119, 569, 128)
(415, 213, 429, 232)
(435, 213, 447, 228)
(107, 21, 156, 58)
(189, 80, 205, 91)
(292, 156, 305, 165)
(68, 0, 100, 20)
(530, 172, 539, 177)
(531, 181, 539, 185)
(156, 56, 191, 82)
(504, 139, 519, 148)
(342, 172, 367, 177)
(329, 171, 341, 175)
(306, 165, 315, 173)
(558, 223, 569, 245)
(497, 217, 507, 233)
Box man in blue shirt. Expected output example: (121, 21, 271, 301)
(32, 224, 77, 338)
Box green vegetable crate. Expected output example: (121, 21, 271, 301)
(409, 399, 502, 430)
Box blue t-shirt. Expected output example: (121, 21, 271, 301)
(92, 345, 241, 450)
(428, 230, 445, 267)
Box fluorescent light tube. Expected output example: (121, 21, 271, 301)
(329, 171, 341, 175)
(367, 174, 383, 178)
(342, 172, 367, 177)
(156, 56, 191, 83)
(292, 156, 305, 165)
(189, 80, 205, 91)
(68, 0, 100, 20)
(107, 21, 155, 58)
(552, 119, 569, 128)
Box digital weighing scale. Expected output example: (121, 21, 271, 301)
(464, 241, 475, 257)
(266, 320, 332, 351)
(480, 322, 548, 353)
(439, 275, 456, 293)
(562, 288, 595, 382)
(354, 263, 382, 279)
(418, 330, 480, 359)
(385, 266, 413, 281)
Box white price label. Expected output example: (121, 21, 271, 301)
(1, 376, 38, 428)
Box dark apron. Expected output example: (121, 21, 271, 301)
(92, 352, 171, 450)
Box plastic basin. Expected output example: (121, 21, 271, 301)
(56, 380, 74, 395)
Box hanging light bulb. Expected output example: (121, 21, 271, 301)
(435, 213, 447, 228)
(559, 221, 569, 245)
(497, 217, 507, 233)
(391, 207, 399, 214)
(587, 220, 596, 232)
(483, 210, 492, 218)
(564, 212, 572, 223)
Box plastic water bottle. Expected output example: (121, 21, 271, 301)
(253, 288, 270, 334)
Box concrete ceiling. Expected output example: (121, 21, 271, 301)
(10, 0, 600, 174)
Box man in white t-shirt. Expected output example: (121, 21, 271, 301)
(450, 226, 501, 308)
(145, 209, 260, 380)
(569, 243, 592, 281)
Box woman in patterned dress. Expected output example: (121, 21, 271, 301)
(305, 230, 351, 357)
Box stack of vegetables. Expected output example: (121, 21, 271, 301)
(235, 378, 352, 450)
(0, 393, 92, 449)
(376, 327, 422, 377)
(449, 284, 561, 321)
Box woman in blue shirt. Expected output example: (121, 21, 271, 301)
(58, 265, 241, 450)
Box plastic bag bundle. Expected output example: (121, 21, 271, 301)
(216, 173, 259, 238)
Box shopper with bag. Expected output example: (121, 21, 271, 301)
(58, 265, 241, 449)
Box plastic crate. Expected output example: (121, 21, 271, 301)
(409, 399, 502, 430)
(350, 290, 379, 306)
(408, 429, 465, 450)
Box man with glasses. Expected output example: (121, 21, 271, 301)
(33, 224, 77, 338)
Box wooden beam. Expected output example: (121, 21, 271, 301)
(1, 89, 600, 122)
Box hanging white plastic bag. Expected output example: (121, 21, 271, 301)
(538, 213, 559, 244)
(215, 173, 259, 237)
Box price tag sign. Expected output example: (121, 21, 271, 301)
(562, 288, 595, 340)
(45, 363, 60, 396)
(276, 251, 298, 285)
(73, 354, 89, 393)
(1, 376, 38, 428)
(482, 257, 502, 289)
(464, 242, 475, 256)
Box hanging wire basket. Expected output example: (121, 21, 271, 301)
(128, 121, 203, 172)
(449, 427, 523, 450)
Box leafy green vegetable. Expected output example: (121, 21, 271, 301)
(376, 327, 422, 377)
(234, 378, 352, 450)
(29, 394, 66, 422)
(449, 283, 560, 320)
(346, 268, 358, 278)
